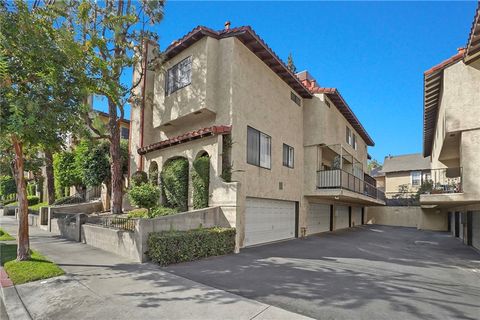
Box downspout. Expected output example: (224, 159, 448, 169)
(139, 40, 149, 171)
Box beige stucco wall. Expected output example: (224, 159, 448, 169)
(366, 206, 447, 231)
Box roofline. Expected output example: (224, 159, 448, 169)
(465, 1, 480, 64)
(163, 26, 313, 99)
(95, 110, 130, 124)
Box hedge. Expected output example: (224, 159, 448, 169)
(192, 155, 209, 209)
(131, 170, 148, 187)
(148, 227, 236, 266)
(128, 183, 160, 211)
(6, 196, 40, 207)
(52, 195, 85, 206)
(161, 158, 189, 212)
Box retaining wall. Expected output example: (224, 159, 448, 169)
(366, 206, 448, 231)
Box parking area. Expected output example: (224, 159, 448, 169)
(166, 225, 480, 320)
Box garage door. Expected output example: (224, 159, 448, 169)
(352, 207, 362, 227)
(307, 203, 330, 235)
(335, 205, 349, 230)
(459, 212, 464, 240)
(245, 198, 296, 247)
(472, 212, 480, 250)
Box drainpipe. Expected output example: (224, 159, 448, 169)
(139, 40, 149, 171)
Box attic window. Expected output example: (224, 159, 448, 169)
(290, 92, 301, 106)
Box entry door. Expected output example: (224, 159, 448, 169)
(352, 207, 362, 227)
(335, 205, 350, 230)
(307, 203, 331, 234)
(244, 197, 296, 247)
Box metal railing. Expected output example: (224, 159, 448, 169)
(424, 167, 462, 194)
(100, 217, 137, 232)
(317, 169, 385, 201)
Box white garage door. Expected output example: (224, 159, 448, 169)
(307, 203, 330, 235)
(472, 212, 480, 251)
(352, 207, 362, 227)
(335, 205, 349, 230)
(245, 198, 296, 247)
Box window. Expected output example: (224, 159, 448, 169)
(411, 171, 422, 186)
(352, 134, 357, 150)
(166, 56, 192, 95)
(290, 92, 301, 106)
(121, 127, 129, 140)
(283, 144, 294, 168)
(346, 126, 352, 145)
(247, 126, 271, 169)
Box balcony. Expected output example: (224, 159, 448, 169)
(317, 169, 386, 202)
(422, 167, 462, 195)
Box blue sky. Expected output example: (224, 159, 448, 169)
(95, 1, 477, 163)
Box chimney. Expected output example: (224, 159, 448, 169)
(224, 21, 231, 30)
(457, 47, 465, 54)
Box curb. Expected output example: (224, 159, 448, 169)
(0, 267, 32, 320)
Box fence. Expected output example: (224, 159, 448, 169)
(100, 217, 136, 232)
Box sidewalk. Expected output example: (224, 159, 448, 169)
(0, 216, 312, 320)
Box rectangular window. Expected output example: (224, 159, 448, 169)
(411, 171, 422, 186)
(346, 126, 352, 145)
(247, 126, 271, 169)
(290, 92, 301, 106)
(352, 134, 357, 150)
(166, 56, 192, 95)
(121, 127, 129, 140)
(283, 144, 294, 168)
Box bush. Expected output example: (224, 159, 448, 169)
(127, 208, 148, 219)
(3, 198, 17, 206)
(0, 176, 16, 198)
(161, 158, 188, 212)
(27, 183, 36, 196)
(128, 183, 160, 211)
(131, 171, 148, 186)
(26, 196, 40, 206)
(148, 227, 236, 266)
(52, 195, 85, 206)
(192, 155, 210, 209)
(127, 206, 178, 219)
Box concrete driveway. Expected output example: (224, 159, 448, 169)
(166, 225, 480, 320)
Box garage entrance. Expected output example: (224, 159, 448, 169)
(307, 203, 331, 235)
(335, 205, 349, 230)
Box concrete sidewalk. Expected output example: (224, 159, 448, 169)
(0, 216, 311, 320)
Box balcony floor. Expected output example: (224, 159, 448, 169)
(307, 188, 386, 206)
(420, 193, 480, 208)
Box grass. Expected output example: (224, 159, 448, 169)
(29, 202, 48, 212)
(0, 243, 64, 285)
(0, 228, 15, 241)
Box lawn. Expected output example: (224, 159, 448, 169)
(29, 202, 48, 212)
(0, 243, 64, 285)
(0, 228, 15, 241)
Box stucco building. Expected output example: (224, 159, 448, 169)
(129, 23, 385, 249)
(421, 3, 480, 251)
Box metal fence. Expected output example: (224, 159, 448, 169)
(100, 217, 137, 232)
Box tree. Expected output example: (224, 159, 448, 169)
(287, 53, 297, 73)
(53, 151, 83, 196)
(0, 1, 86, 260)
(368, 159, 381, 172)
(71, 0, 165, 213)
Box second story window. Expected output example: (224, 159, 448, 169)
(121, 127, 129, 140)
(346, 126, 352, 145)
(411, 171, 422, 186)
(247, 126, 271, 169)
(352, 134, 357, 150)
(283, 144, 294, 168)
(166, 56, 192, 95)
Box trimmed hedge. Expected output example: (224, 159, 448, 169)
(26, 196, 40, 206)
(128, 183, 160, 211)
(161, 158, 189, 212)
(192, 155, 209, 209)
(148, 227, 236, 266)
(131, 170, 148, 187)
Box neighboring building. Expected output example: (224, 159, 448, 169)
(421, 3, 480, 250)
(130, 23, 385, 249)
(95, 110, 131, 141)
(381, 153, 431, 199)
(370, 166, 385, 192)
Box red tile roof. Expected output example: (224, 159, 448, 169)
(465, 1, 480, 62)
(137, 125, 231, 155)
(164, 26, 313, 98)
(301, 79, 375, 147)
(424, 48, 465, 76)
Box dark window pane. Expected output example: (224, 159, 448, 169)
(247, 127, 260, 166)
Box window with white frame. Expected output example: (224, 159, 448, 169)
(411, 171, 422, 186)
(166, 56, 192, 95)
(247, 126, 271, 169)
(352, 134, 357, 150)
(346, 126, 352, 145)
(283, 144, 294, 168)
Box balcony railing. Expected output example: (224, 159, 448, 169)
(317, 169, 385, 201)
(422, 167, 462, 195)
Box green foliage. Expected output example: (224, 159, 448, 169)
(221, 135, 233, 182)
(161, 158, 189, 212)
(148, 162, 159, 186)
(147, 227, 236, 266)
(127, 208, 149, 219)
(27, 183, 36, 196)
(287, 53, 297, 73)
(368, 159, 381, 172)
(79, 140, 110, 187)
(0, 176, 16, 198)
(52, 195, 85, 206)
(131, 171, 148, 186)
(192, 156, 210, 209)
(53, 151, 83, 195)
(0, 228, 14, 241)
(128, 183, 160, 211)
(127, 206, 178, 219)
(414, 180, 434, 200)
(26, 196, 39, 206)
(28, 202, 48, 213)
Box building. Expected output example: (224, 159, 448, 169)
(421, 2, 480, 250)
(381, 153, 431, 199)
(370, 166, 385, 192)
(129, 23, 385, 249)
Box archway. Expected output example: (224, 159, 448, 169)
(192, 151, 210, 209)
(161, 157, 189, 212)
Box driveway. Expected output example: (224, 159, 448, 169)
(166, 225, 480, 320)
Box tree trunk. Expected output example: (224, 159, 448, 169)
(108, 99, 123, 214)
(12, 136, 30, 261)
(44, 149, 55, 205)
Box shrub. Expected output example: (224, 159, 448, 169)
(127, 208, 148, 219)
(148, 227, 236, 266)
(27, 183, 36, 196)
(192, 155, 210, 209)
(26, 196, 40, 206)
(0, 176, 16, 198)
(52, 195, 85, 206)
(161, 158, 188, 212)
(149, 206, 177, 218)
(128, 183, 160, 211)
(131, 171, 148, 187)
